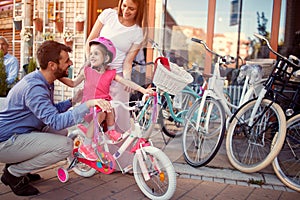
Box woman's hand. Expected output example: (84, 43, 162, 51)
(86, 99, 112, 112)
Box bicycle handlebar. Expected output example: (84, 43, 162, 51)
(148, 38, 164, 56)
(109, 92, 157, 111)
(110, 100, 139, 111)
(253, 33, 300, 68)
(191, 38, 236, 64)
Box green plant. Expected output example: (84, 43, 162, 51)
(0, 50, 8, 97)
(248, 178, 265, 186)
(27, 58, 37, 74)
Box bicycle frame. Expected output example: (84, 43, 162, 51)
(147, 39, 201, 127)
(157, 86, 199, 124)
(194, 55, 263, 131)
(68, 101, 161, 175)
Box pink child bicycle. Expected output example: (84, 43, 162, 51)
(56, 99, 176, 200)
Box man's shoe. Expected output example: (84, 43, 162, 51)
(5, 164, 41, 182)
(26, 173, 41, 182)
(1, 168, 39, 196)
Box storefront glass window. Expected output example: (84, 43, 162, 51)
(162, 0, 209, 70)
(215, 0, 273, 61)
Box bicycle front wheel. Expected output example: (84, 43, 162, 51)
(182, 97, 226, 167)
(272, 114, 300, 192)
(133, 146, 176, 200)
(226, 98, 286, 173)
(160, 90, 197, 138)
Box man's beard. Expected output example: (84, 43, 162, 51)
(54, 66, 69, 79)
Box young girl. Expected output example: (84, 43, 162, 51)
(60, 37, 153, 161)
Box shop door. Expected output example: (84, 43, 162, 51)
(87, 0, 119, 36)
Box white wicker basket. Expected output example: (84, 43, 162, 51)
(246, 59, 275, 78)
(153, 62, 194, 95)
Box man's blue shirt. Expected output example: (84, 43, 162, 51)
(0, 70, 89, 142)
(4, 53, 19, 85)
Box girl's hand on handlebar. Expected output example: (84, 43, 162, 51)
(86, 99, 112, 112)
(145, 88, 156, 96)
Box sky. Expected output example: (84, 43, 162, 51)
(166, 0, 286, 41)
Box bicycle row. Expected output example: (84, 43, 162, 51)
(57, 34, 299, 200)
(138, 34, 299, 192)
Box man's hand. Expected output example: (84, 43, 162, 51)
(86, 99, 112, 112)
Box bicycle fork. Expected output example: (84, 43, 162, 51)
(136, 148, 151, 181)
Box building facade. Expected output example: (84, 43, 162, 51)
(0, 0, 299, 101)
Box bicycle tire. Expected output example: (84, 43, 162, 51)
(226, 98, 286, 173)
(272, 114, 300, 192)
(160, 90, 197, 138)
(67, 130, 97, 177)
(133, 146, 176, 200)
(182, 97, 226, 167)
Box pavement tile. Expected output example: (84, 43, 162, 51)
(30, 187, 75, 200)
(263, 173, 286, 186)
(106, 184, 146, 200)
(213, 177, 225, 184)
(224, 179, 236, 185)
(273, 185, 289, 191)
(176, 177, 202, 191)
(247, 188, 283, 200)
(280, 191, 300, 199)
(185, 181, 227, 199)
(236, 180, 249, 187)
(214, 184, 253, 200)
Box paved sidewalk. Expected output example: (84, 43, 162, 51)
(0, 161, 298, 200)
(0, 129, 299, 199)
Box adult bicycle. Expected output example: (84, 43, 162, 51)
(138, 39, 199, 139)
(182, 38, 264, 167)
(226, 33, 300, 173)
(272, 113, 300, 192)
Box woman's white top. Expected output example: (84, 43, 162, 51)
(98, 8, 143, 73)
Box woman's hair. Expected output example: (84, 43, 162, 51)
(37, 40, 72, 70)
(117, 0, 148, 41)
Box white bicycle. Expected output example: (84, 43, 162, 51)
(272, 113, 300, 192)
(182, 38, 265, 167)
(226, 33, 300, 173)
(57, 100, 177, 200)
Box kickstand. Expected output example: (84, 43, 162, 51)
(67, 155, 79, 171)
(159, 129, 171, 150)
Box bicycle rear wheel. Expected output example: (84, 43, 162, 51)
(133, 146, 176, 200)
(182, 97, 226, 167)
(160, 90, 197, 138)
(272, 114, 300, 192)
(67, 130, 97, 177)
(226, 98, 286, 173)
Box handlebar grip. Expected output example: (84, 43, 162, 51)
(289, 55, 300, 66)
(191, 38, 203, 44)
(254, 33, 265, 41)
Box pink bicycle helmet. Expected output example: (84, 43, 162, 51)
(89, 37, 116, 63)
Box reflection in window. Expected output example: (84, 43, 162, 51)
(162, 0, 208, 69)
